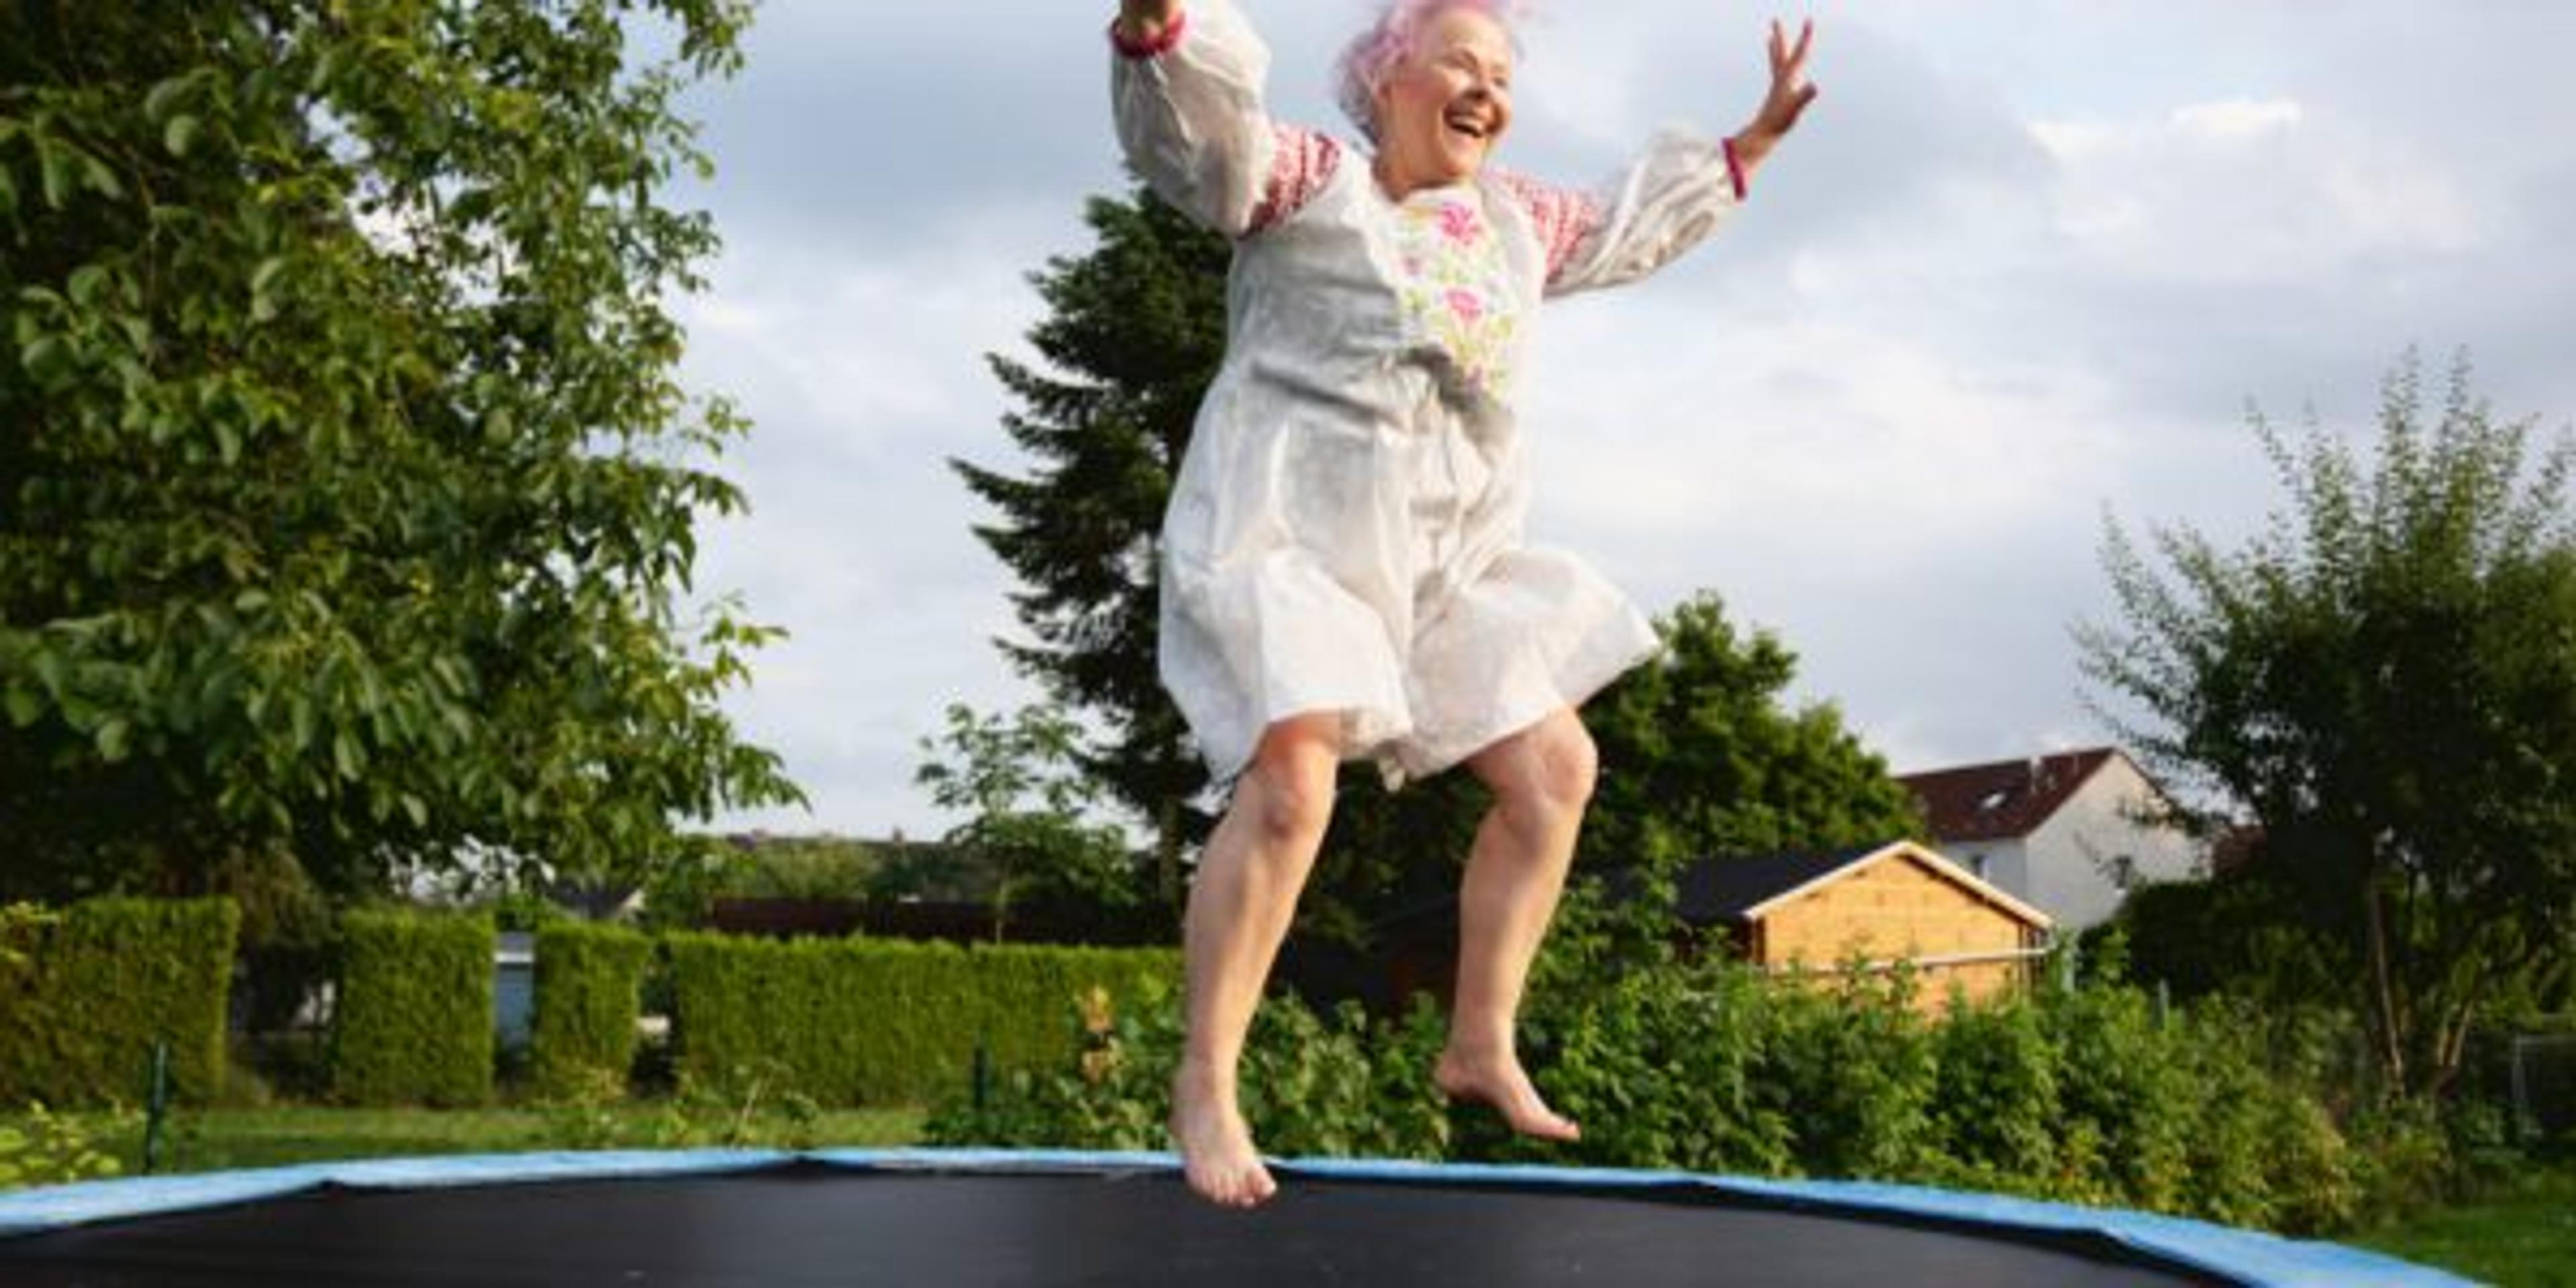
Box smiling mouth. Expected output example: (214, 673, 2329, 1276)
(1444, 112, 1490, 142)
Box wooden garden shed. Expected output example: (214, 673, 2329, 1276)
(1675, 839, 2056, 1010)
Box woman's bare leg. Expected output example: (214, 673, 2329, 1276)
(1171, 713, 1341, 1208)
(1435, 706, 1595, 1142)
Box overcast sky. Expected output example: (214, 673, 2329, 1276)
(661, 1, 2576, 841)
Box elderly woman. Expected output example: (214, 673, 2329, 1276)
(1110, 0, 1816, 1206)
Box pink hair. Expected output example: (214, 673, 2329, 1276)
(1333, 0, 1524, 143)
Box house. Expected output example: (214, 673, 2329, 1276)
(1674, 839, 2055, 1010)
(1896, 747, 2201, 930)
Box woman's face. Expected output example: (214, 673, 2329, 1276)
(1372, 7, 1514, 195)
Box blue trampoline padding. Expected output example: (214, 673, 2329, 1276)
(0, 1146, 2474, 1288)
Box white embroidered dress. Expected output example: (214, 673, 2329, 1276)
(1112, 0, 1748, 786)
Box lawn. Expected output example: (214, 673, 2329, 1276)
(7, 1103, 927, 1181)
(2353, 1165, 2576, 1288)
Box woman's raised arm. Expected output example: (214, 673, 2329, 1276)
(1110, 0, 1283, 238)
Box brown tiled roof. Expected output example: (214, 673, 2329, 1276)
(1896, 748, 2121, 843)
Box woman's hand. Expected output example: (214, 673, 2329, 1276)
(1731, 18, 1817, 177)
(1115, 0, 1185, 46)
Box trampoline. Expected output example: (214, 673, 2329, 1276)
(0, 1148, 2469, 1287)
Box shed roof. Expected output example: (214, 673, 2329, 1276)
(1677, 839, 2054, 931)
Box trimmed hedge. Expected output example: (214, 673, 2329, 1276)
(0, 898, 239, 1106)
(332, 908, 494, 1107)
(529, 921, 655, 1099)
(666, 933, 1178, 1105)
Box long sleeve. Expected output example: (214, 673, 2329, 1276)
(1110, 0, 1281, 238)
(1502, 129, 1750, 299)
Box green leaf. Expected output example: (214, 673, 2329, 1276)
(19, 334, 70, 383)
(96, 718, 132, 761)
(164, 115, 203, 158)
(144, 74, 193, 121)
(3, 686, 40, 728)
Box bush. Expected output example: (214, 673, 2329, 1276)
(0, 898, 239, 1106)
(1926, 996, 2062, 1195)
(1523, 959, 1793, 1175)
(529, 922, 655, 1100)
(665, 933, 1177, 1106)
(331, 908, 494, 1106)
(922, 981, 1451, 1161)
(0, 1104, 131, 1191)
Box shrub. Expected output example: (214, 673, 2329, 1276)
(922, 981, 1451, 1161)
(529, 922, 655, 1100)
(0, 1104, 130, 1191)
(1926, 996, 2061, 1196)
(0, 898, 239, 1106)
(331, 908, 494, 1106)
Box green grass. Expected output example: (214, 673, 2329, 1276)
(5, 1103, 926, 1183)
(2352, 1165, 2576, 1287)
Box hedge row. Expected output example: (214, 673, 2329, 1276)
(529, 921, 655, 1100)
(930, 963, 2410, 1236)
(665, 933, 1178, 1106)
(0, 899, 239, 1106)
(332, 908, 495, 1107)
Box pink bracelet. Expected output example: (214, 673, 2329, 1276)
(1722, 136, 1748, 202)
(1109, 10, 1189, 58)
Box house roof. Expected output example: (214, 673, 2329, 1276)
(1677, 839, 2054, 930)
(1895, 747, 2123, 844)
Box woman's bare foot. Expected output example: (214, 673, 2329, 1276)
(1434, 1046, 1581, 1142)
(1170, 1063, 1277, 1208)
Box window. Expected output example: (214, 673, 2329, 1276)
(2111, 855, 2138, 890)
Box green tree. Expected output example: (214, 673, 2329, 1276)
(0, 1, 796, 902)
(2080, 353, 2576, 1099)
(956, 189, 1229, 907)
(1586, 592, 1925, 869)
(916, 702, 1146, 939)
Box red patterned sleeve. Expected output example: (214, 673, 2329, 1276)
(1494, 171, 1607, 288)
(1244, 125, 1342, 236)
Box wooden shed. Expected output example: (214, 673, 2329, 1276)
(1676, 840, 2056, 1010)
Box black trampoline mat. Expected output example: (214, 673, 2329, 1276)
(0, 1165, 2232, 1287)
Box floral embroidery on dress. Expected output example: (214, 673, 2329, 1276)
(1390, 191, 1521, 400)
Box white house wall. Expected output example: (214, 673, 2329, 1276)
(2019, 757, 2202, 928)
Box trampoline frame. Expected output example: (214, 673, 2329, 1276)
(0, 1147, 2472, 1287)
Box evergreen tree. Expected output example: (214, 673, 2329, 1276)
(958, 189, 1229, 904)
(2081, 352, 2576, 1099)
(0, 1, 797, 901)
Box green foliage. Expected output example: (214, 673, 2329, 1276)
(2082, 352, 2576, 1099)
(1926, 996, 2063, 1195)
(0, 1102, 129, 1191)
(933, 957, 2408, 1235)
(958, 188, 1230, 896)
(2084, 871, 2343, 1008)
(924, 982, 1453, 1161)
(664, 933, 1178, 1106)
(0, 0, 795, 905)
(915, 702, 1150, 935)
(331, 908, 493, 1107)
(0, 898, 239, 1106)
(1519, 958, 1795, 1174)
(529, 921, 655, 1101)
(1587, 592, 1926, 870)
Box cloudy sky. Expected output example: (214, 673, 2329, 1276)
(661, 0, 2576, 840)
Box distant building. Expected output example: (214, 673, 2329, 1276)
(1896, 748, 2201, 930)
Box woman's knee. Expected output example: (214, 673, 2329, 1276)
(1242, 716, 1340, 846)
(1489, 710, 1598, 818)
